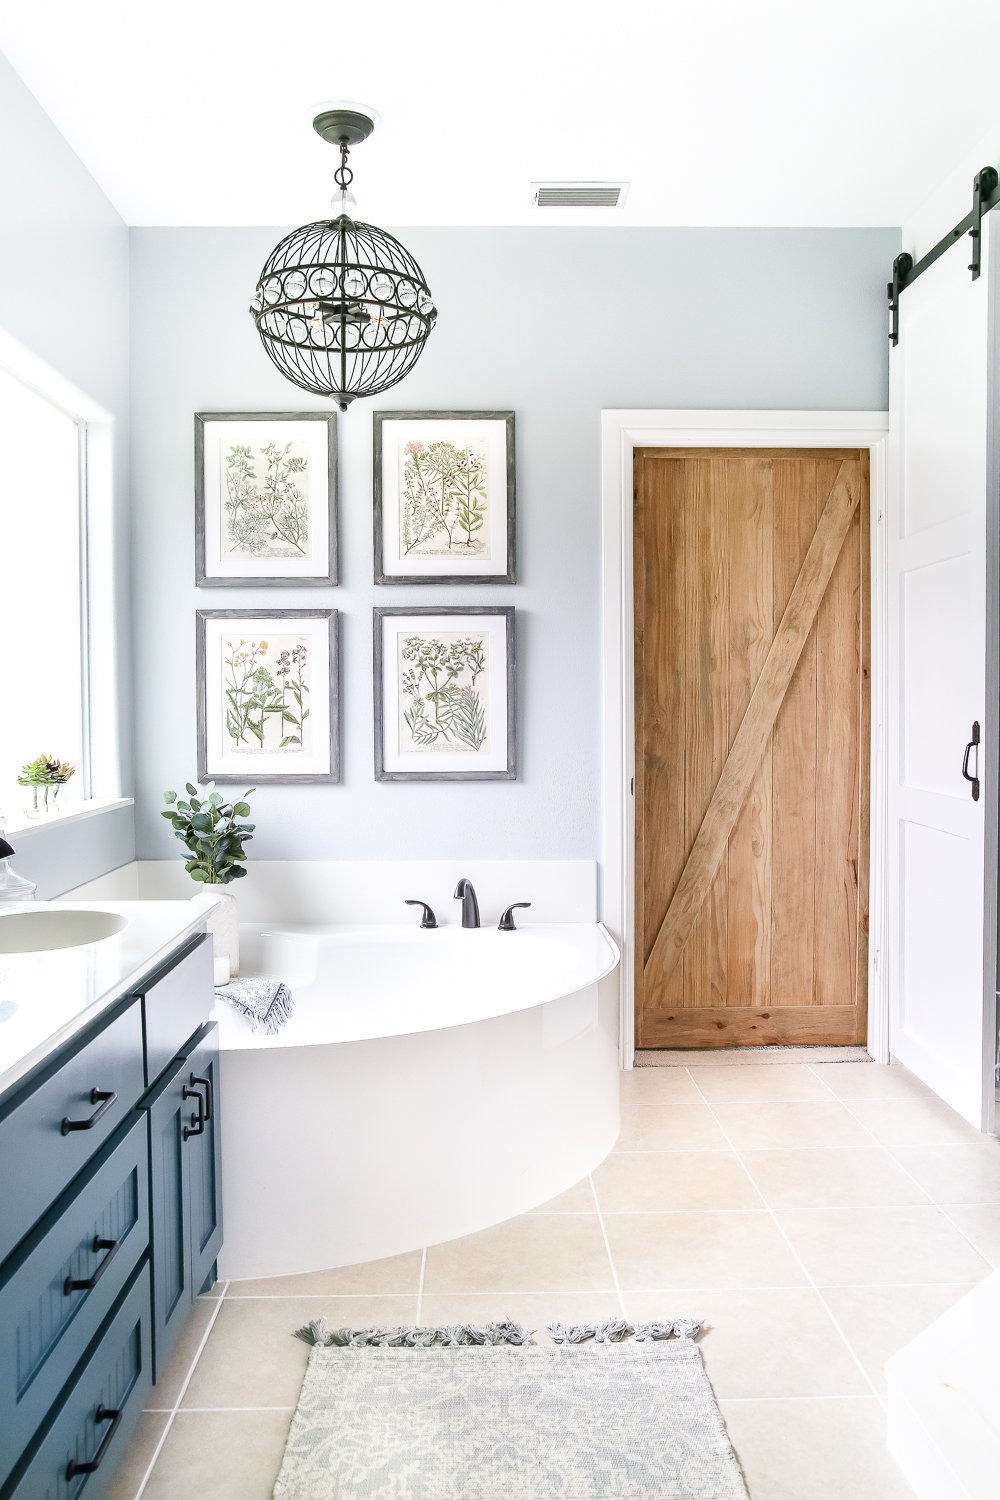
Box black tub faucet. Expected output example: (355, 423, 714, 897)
(454, 878, 480, 929)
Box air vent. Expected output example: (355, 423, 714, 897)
(532, 182, 628, 209)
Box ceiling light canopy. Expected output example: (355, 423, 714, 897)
(250, 108, 437, 412)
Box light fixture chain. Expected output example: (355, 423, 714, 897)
(333, 142, 353, 194)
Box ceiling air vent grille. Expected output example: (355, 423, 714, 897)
(532, 182, 628, 209)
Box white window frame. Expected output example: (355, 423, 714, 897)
(0, 327, 126, 831)
(601, 409, 890, 1067)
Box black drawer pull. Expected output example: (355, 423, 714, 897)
(65, 1404, 122, 1478)
(182, 1081, 205, 1140)
(63, 1236, 120, 1296)
(962, 720, 981, 801)
(190, 1072, 213, 1122)
(61, 1089, 117, 1136)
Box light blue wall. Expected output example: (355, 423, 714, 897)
(0, 53, 134, 894)
(129, 224, 898, 864)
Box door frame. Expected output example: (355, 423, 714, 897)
(601, 410, 890, 1067)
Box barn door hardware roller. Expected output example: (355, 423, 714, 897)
(887, 165, 1000, 346)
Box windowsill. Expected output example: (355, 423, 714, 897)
(3, 797, 134, 840)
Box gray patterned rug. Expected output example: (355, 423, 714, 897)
(272, 1321, 749, 1499)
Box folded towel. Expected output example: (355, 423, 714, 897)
(215, 977, 293, 1035)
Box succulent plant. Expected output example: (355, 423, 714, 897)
(17, 755, 76, 786)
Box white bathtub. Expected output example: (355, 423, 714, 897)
(214, 922, 620, 1280)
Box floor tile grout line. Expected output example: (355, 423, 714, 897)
(804, 1065, 1000, 1274)
(133, 1279, 231, 1500)
(587, 1171, 627, 1317)
(683, 1068, 884, 1406)
(415, 1246, 427, 1323)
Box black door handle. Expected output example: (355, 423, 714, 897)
(190, 1073, 213, 1122)
(182, 1081, 205, 1140)
(962, 721, 981, 802)
(61, 1088, 117, 1136)
(64, 1235, 120, 1296)
(66, 1404, 123, 1478)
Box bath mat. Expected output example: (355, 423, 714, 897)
(273, 1320, 749, 1499)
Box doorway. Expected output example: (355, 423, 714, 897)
(633, 446, 871, 1050)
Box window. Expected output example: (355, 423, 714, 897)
(0, 365, 87, 810)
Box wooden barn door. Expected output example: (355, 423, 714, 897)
(634, 449, 870, 1049)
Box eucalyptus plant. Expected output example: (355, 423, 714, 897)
(162, 782, 255, 885)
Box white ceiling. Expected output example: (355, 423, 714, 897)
(2, 0, 999, 229)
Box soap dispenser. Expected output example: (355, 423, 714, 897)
(0, 826, 36, 909)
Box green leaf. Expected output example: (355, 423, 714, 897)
(163, 789, 177, 804)
(185, 782, 198, 797)
(160, 809, 177, 820)
(233, 801, 250, 817)
(191, 813, 213, 833)
(188, 867, 209, 882)
(189, 797, 202, 812)
(279, 736, 300, 747)
(230, 865, 247, 878)
(208, 792, 224, 807)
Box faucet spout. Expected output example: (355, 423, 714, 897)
(453, 878, 480, 929)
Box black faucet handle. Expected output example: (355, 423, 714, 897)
(404, 900, 438, 930)
(498, 903, 532, 932)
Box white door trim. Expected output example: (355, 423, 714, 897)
(600, 410, 890, 1067)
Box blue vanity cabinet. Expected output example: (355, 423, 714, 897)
(0, 927, 222, 1500)
(145, 1022, 223, 1379)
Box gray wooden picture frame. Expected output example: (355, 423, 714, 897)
(196, 609, 340, 784)
(373, 606, 516, 782)
(373, 411, 516, 585)
(195, 412, 338, 587)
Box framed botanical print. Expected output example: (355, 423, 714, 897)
(197, 610, 339, 784)
(195, 412, 337, 586)
(374, 606, 515, 781)
(373, 411, 515, 584)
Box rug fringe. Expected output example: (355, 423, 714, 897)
(548, 1318, 703, 1343)
(295, 1319, 534, 1348)
(295, 1317, 703, 1348)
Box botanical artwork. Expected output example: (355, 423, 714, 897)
(223, 440, 310, 559)
(374, 606, 514, 781)
(195, 414, 336, 586)
(374, 413, 514, 584)
(222, 635, 311, 755)
(399, 633, 489, 754)
(399, 439, 489, 559)
(198, 609, 338, 784)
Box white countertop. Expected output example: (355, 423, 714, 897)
(0, 897, 220, 1095)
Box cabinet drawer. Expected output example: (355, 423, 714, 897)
(3, 1263, 152, 1500)
(0, 1006, 145, 1266)
(138, 935, 214, 1087)
(0, 1117, 149, 1488)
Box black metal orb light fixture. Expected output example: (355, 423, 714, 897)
(250, 108, 437, 412)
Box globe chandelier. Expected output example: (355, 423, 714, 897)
(250, 107, 437, 412)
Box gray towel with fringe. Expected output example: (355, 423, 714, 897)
(215, 977, 293, 1034)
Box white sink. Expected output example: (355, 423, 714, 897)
(0, 909, 128, 954)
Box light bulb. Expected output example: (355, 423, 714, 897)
(343, 269, 366, 298)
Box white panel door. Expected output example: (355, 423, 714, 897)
(887, 221, 991, 1129)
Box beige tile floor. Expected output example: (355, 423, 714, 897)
(108, 1059, 1000, 1500)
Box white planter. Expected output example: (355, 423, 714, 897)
(206, 887, 240, 978)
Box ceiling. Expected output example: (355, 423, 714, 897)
(2, 0, 999, 228)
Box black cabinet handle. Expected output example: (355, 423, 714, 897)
(61, 1089, 117, 1136)
(66, 1404, 122, 1478)
(962, 721, 981, 802)
(64, 1236, 120, 1296)
(190, 1073, 213, 1122)
(182, 1081, 205, 1140)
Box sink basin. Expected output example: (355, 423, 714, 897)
(0, 909, 128, 954)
